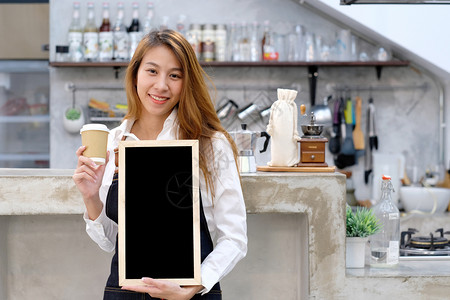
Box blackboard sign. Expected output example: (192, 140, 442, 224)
(118, 140, 201, 286)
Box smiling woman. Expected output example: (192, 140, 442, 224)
(73, 29, 247, 300)
(134, 46, 183, 133)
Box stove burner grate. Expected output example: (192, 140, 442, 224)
(400, 228, 450, 256)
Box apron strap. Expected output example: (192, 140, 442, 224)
(114, 135, 127, 173)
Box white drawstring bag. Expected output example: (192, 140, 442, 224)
(266, 88, 300, 167)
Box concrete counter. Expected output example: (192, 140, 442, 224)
(0, 168, 345, 299)
(1, 168, 449, 299)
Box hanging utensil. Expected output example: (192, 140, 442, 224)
(368, 97, 378, 150)
(341, 97, 355, 155)
(364, 96, 374, 184)
(352, 96, 365, 150)
(329, 98, 341, 154)
(364, 134, 373, 184)
(308, 65, 318, 111)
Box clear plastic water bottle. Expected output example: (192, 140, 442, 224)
(370, 175, 400, 267)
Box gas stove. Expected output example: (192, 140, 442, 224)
(400, 228, 450, 258)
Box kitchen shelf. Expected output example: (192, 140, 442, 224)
(0, 115, 50, 123)
(49, 60, 409, 68)
(50, 60, 410, 105)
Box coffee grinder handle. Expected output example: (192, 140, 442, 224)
(259, 132, 271, 153)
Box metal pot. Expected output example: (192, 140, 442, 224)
(311, 95, 332, 127)
(301, 124, 324, 136)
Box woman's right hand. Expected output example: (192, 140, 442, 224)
(73, 145, 108, 220)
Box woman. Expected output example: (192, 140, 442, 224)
(73, 29, 247, 300)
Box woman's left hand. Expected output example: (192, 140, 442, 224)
(122, 277, 203, 300)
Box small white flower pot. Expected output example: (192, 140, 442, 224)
(63, 106, 85, 134)
(346, 237, 368, 268)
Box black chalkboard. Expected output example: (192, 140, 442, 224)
(118, 140, 201, 286)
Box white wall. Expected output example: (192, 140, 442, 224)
(317, 0, 450, 77)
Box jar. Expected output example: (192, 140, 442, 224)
(55, 45, 69, 62)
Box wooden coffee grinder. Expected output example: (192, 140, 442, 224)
(297, 110, 328, 167)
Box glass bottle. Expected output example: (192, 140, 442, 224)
(238, 22, 251, 61)
(287, 24, 304, 62)
(249, 21, 260, 62)
(68, 2, 84, 62)
(215, 24, 227, 62)
(143, 2, 155, 34)
(186, 24, 202, 60)
(98, 2, 113, 62)
(227, 22, 240, 62)
(201, 24, 215, 62)
(176, 14, 187, 36)
(370, 175, 400, 267)
(83, 2, 98, 61)
(160, 16, 169, 30)
(261, 20, 278, 61)
(113, 2, 129, 61)
(128, 2, 142, 59)
(304, 32, 316, 62)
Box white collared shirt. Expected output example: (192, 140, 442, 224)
(83, 108, 247, 294)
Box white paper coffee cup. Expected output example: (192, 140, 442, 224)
(80, 124, 109, 165)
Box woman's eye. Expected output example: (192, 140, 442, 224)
(170, 73, 182, 79)
(147, 69, 157, 74)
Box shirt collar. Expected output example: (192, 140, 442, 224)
(114, 107, 179, 140)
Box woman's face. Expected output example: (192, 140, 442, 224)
(136, 45, 183, 121)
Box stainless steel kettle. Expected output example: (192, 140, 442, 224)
(230, 124, 270, 173)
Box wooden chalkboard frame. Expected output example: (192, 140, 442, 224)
(118, 140, 201, 286)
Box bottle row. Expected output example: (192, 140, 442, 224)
(65, 2, 156, 62)
(61, 2, 392, 63)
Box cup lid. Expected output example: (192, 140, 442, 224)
(80, 123, 109, 133)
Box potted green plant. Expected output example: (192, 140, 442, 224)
(63, 105, 85, 133)
(346, 205, 381, 268)
(63, 86, 85, 133)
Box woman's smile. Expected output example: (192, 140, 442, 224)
(149, 94, 170, 104)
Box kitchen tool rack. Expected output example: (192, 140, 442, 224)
(65, 82, 125, 124)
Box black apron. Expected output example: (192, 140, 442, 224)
(103, 173, 221, 300)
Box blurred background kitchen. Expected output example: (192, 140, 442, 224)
(3, 0, 446, 203)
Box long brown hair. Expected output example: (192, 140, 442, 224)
(124, 29, 240, 196)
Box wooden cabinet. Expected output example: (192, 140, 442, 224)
(0, 4, 49, 59)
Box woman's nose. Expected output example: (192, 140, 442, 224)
(154, 75, 169, 90)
